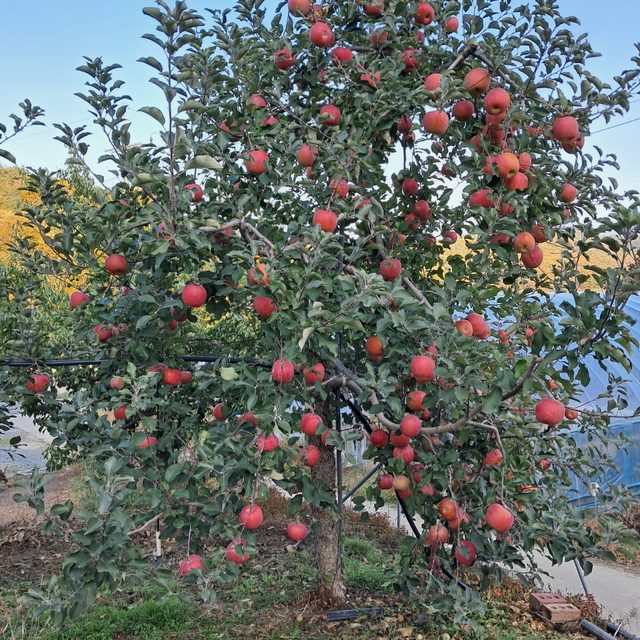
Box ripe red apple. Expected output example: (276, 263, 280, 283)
(402, 178, 419, 196)
(331, 46, 354, 65)
(238, 412, 257, 426)
(185, 183, 203, 202)
(485, 502, 514, 533)
(445, 16, 459, 32)
(296, 143, 318, 167)
(69, 291, 89, 309)
(535, 398, 565, 426)
(377, 473, 394, 490)
(110, 376, 125, 390)
(312, 209, 338, 233)
(319, 105, 341, 126)
(370, 29, 388, 48)
(286, 522, 308, 541)
(114, 405, 128, 421)
(521, 245, 543, 269)
(225, 539, 249, 564)
(379, 258, 402, 281)
(443, 230, 458, 244)
(248, 264, 270, 288)
(162, 368, 182, 387)
(422, 110, 449, 135)
(390, 432, 410, 448)
(244, 149, 269, 175)
(495, 152, 519, 180)
(559, 183, 577, 203)
(303, 444, 320, 466)
(438, 497, 458, 521)
(484, 87, 511, 114)
(513, 231, 536, 254)
(406, 390, 426, 412)
(531, 224, 547, 244)
(272, 359, 294, 384)
(239, 504, 264, 530)
(551, 115, 579, 142)
(565, 407, 578, 420)
(397, 115, 413, 134)
(393, 445, 415, 463)
(423, 73, 442, 92)
(288, 0, 311, 16)
(309, 22, 334, 47)
(274, 48, 296, 70)
(506, 172, 529, 191)
(301, 413, 322, 436)
(425, 524, 449, 546)
(454, 541, 477, 566)
(452, 100, 474, 121)
(248, 93, 267, 109)
(329, 178, 349, 198)
(402, 49, 420, 71)
(303, 363, 325, 385)
(363, 0, 384, 16)
(256, 433, 279, 451)
(518, 152, 532, 172)
(366, 335, 383, 358)
(412, 200, 431, 221)
(400, 414, 421, 438)
(253, 296, 276, 319)
(94, 325, 113, 342)
(181, 283, 207, 308)
(465, 312, 490, 338)
(212, 403, 227, 421)
(415, 2, 434, 25)
(105, 254, 128, 276)
(179, 370, 192, 385)
(370, 429, 389, 448)
(139, 435, 159, 449)
(464, 67, 491, 95)
(411, 355, 435, 384)
(455, 319, 474, 336)
(179, 554, 204, 576)
(468, 189, 495, 208)
(483, 448, 504, 466)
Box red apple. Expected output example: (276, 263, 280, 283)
(390, 432, 410, 448)
(402, 178, 419, 196)
(309, 22, 334, 47)
(363, 0, 384, 16)
(521, 245, 543, 269)
(484, 87, 511, 114)
(412, 200, 431, 220)
(301, 413, 323, 436)
(370, 429, 389, 448)
(377, 473, 394, 490)
(313, 209, 338, 233)
(422, 110, 449, 135)
(379, 258, 402, 281)
(162, 368, 182, 387)
(452, 100, 474, 121)
(185, 183, 203, 201)
(225, 539, 249, 564)
(245, 149, 269, 175)
(319, 105, 341, 126)
(455, 319, 474, 336)
(445, 16, 459, 32)
(274, 48, 296, 70)
(256, 433, 279, 451)
(518, 152, 532, 172)
(303, 363, 325, 385)
(393, 445, 415, 463)
(464, 67, 491, 95)
(468, 189, 495, 208)
(392, 474, 410, 492)
(69, 291, 89, 309)
(415, 2, 434, 25)
(495, 152, 519, 180)
(485, 502, 514, 533)
(438, 498, 458, 520)
(303, 444, 320, 466)
(506, 172, 529, 191)
(179, 554, 204, 576)
(366, 335, 383, 357)
(411, 355, 435, 384)
(288, 0, 311, 16)
(565, 407, 578, 420)
(425, 524, 449, 546)
(105, 254, 128, 275)
(296, 143, 318, 167)
(535, 398, 565, 426)
(483, 448, 504, 466)
(253, 296, 276, 319)
(94, 325, 113, 342)
(239, 504, 264, 530)
(513, 231, 536, 254)
(110, 376, 125, 390)
(423, 73, 442, 92)
(181, 283, 207, 308)
(212, 403, 227, 421)
(331, 46, 354, 65)
(397, 115, 413, 134)
(286, 522, 308, 541)
(400, 414, 421, 438)
(406, 390, 426, 412)
(559, 183, 577, 203)
(551, 115, 579, 142)
(272, 359, 294, 384)
(139, 435, 159, 449)
(454, 541, 477, 566)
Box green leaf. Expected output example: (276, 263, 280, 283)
(220, 367, 239, 381)
(0, 148, 16, 164)
(138, 106, 166, 125)
(186, 155, 223, 171)
(136, 315, 153, 330)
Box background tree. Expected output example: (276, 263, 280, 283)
(3, 0, 640, 623)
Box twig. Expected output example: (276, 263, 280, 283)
(128, 513, 162, 536)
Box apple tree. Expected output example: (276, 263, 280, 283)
(4, 0, 640, 622)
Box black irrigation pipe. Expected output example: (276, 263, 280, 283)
(342, 396, 473, 593)
(606, 622, 640, 640)
(581, 620, 617, 640)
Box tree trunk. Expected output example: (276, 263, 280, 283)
(311, 404, 346, 605)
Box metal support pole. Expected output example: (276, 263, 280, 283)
(573, 558, 590, 595)
(343, 462, 382, 502)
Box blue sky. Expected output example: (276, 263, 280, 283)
(1, 0, 639, 191)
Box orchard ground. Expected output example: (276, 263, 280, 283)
(0, 462, 634, 640)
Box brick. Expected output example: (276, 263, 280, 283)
(529, 592, 566, 612)
(541, 603, 581, 624)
